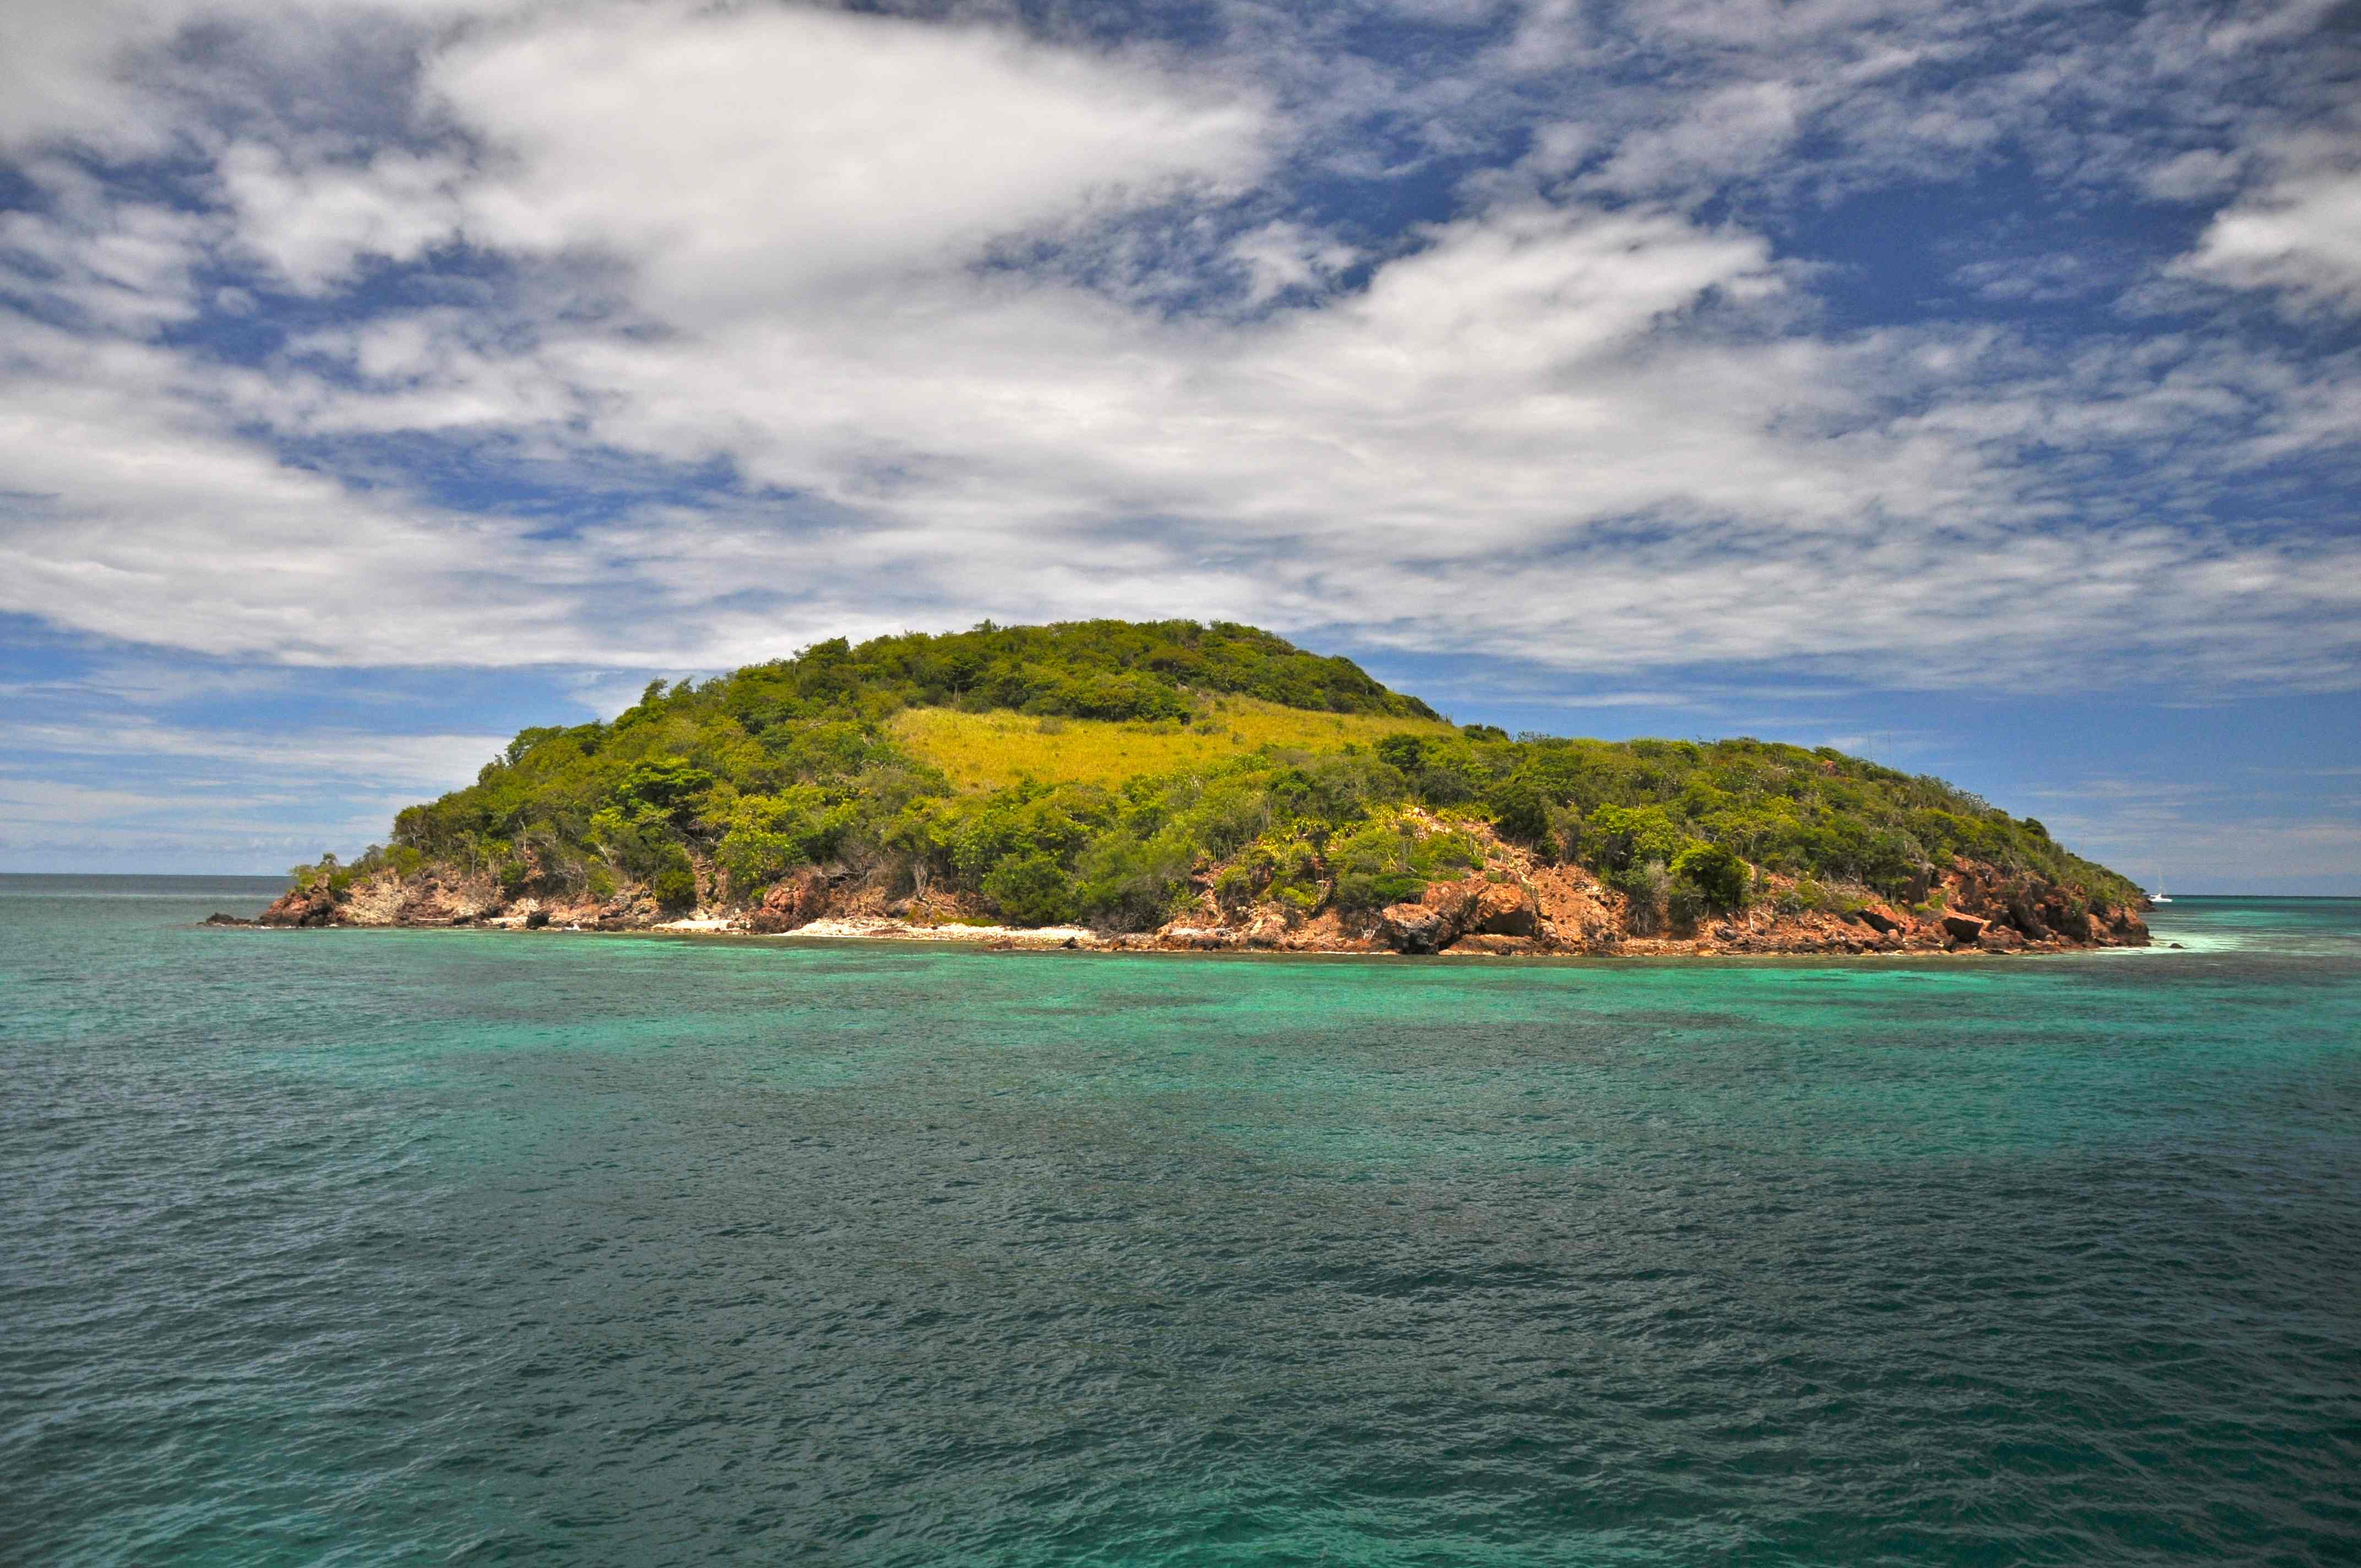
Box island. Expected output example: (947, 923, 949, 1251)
(251, 619, 2148, 956)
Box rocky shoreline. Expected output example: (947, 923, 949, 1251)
(224, 846, 2149, 959)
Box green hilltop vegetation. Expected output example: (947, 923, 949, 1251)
(309, 618, 2140, 929)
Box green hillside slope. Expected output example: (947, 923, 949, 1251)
(888, 696, 1460, 794)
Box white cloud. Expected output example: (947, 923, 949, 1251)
(2175, 128, 2361, 314)
(2141, 148, 2243, 202)
(1229, 221, 1357, 304)
(0, 0, 2353, 704)
(0, 776, 191, 825)
(0, 0, 531, 154)
(2026, 778, 2361, 891)
(0, 162, 222, 330)
(412, 2, 1269, 324)
(1590, 79, 1810, 197)
(0, 0, 2353, 880)
(0, 717, 504, 870)
(3, 716, 508, 783)
(0, 320, 599, 664)
(218, 142, 467, 292)
(277, 200, 1822, 547)
(0, 0, 188, 154)
(11, 161, 2361, 690)
(0, 773, 433, 867)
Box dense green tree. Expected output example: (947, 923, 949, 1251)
(1670, 841, 1749, 912)
(649, 845, 698, 911)
(983, 852, 1074, 925)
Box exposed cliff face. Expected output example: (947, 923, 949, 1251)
(257, 884, 340, 927)
(1098, 836, 2146, 957)
(259, 820, 2147, 958)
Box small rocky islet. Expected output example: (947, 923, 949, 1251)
(234, 619, 2150, 958)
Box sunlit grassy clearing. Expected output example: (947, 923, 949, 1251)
(890, 697, 1458, 793)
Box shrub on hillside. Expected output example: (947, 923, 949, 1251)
(715, 787, 858, 894)
(650, 846, 698, 911)
(1587, 804, 1688, 876)
(984, 851, 1073, 925)
(1374, 733, 1430, 772)
(1780, 877, 1830, 914)
(1486, 775, 1554, 843)
(1624, 860, 1672, 935)
(1215, 832, 1326, 916)
(1670, 841, 1748, 912)
(1328, 817, 1481, 911)
(1073, 829, 1195, 929)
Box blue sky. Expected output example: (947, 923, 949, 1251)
(2, 0, 2356, 890)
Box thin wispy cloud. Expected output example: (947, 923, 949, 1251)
(6, 720, 501, 778)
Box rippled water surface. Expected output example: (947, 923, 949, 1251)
(4, 878, 2358, 1565)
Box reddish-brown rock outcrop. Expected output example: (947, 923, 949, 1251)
(394, 883, 469, 925)
(747, 869, 830, 933)
(1466, 881, 1539, 937)
(1528, 865, 1623, 948)
(1373, 876, 1546, 953)
(1851, 902, 1903, 935)
(1452, 933, 1541, 955)
(1242, 912, 1290, 949)
(259, 884, 341, 927)
(1376, 901, 1455, 954)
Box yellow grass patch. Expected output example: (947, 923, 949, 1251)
(890, 697, 1457, 793)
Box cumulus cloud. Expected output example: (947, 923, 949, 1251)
(0, 0, 2354, 706)
(419, 3, 1270, 322)
(0, 320, 592, 664)
(0, 160, 226, 331)
(0, 0, 192, 154)
(2175, 126, 2361, 314)
(0, 0, 525, 153)
(218, 143, 469, 292)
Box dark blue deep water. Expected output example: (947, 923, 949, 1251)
(3, 878, 2358, 1565)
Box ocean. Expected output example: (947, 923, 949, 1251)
(3, 876, 2356, 1565)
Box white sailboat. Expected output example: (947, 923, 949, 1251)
(2149, 870, 2172, 905)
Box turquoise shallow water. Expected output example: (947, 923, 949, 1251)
(3, 879, 2357, 1565)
